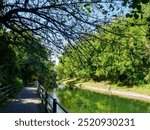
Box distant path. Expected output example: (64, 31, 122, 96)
(0, 84, 44, 113)
(75, 84, 150, 102)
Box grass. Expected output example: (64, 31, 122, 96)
(81, 81, 150, 96)
(57, 87, 150, 113)
(59, 78, 150, 96)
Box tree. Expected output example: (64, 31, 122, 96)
(56, 3, 150, 86)
(0, 30, 20, 86)
(0, 0, 149, 52)
(0, 29, 56, 89)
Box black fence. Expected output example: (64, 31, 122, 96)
(0, 85, 15, 102)
(36, 81, 68, 113)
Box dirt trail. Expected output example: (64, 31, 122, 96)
(76, 84, 150, 102)
(0, 85, 44, 113)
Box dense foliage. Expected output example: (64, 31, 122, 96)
(0, 30, 56, 89)
(56, 3, 150, 86)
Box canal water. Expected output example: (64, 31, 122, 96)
(49, 83, 65, 113)
(49, 83, 150, 113)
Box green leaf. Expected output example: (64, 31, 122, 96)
(146, 16, 150, 22)
(141, 0, 150, 4)
(84, 3, 91, 12)
(122, 0, 128, 6)
(109, 4, 114, 11)
(136, 4, 142, 11)
(134, 13, 139, 19)
(126, 13, 133, 18)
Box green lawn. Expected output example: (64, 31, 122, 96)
(58, 78, 150, 96)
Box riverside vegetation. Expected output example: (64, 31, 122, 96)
(56, 3, 150, 112)
(0, 1, 150, 112)
(57, 86, 150, 113)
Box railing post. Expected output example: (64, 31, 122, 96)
(53, 99, 57, 113)
(45, 91, 48, 113)
(41, 90, 44, 104)
(36, 81, 38, 88)
(38, 81, 40, 96)
(4, 86, 7, 100)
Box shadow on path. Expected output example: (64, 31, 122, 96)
(0, 85, 44, 113)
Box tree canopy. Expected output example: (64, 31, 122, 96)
(56, 2, 150, 86)
(0, 29, 56, 89)
(0, 0, 150, 88)
(0, 0, 149, 52)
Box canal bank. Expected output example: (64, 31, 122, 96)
(56, 85, 150, 113)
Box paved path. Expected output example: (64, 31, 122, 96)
(76, 84, 150, 102)
(0, 85, 44, 113)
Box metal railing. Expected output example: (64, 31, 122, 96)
(36, 81, 68, 113)
(0, 85, 15, 102)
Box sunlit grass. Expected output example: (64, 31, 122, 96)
(58, 78, 150, 96)
(81, 81, 150, 96)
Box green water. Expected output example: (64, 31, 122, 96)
(57, 87, 150, 113)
